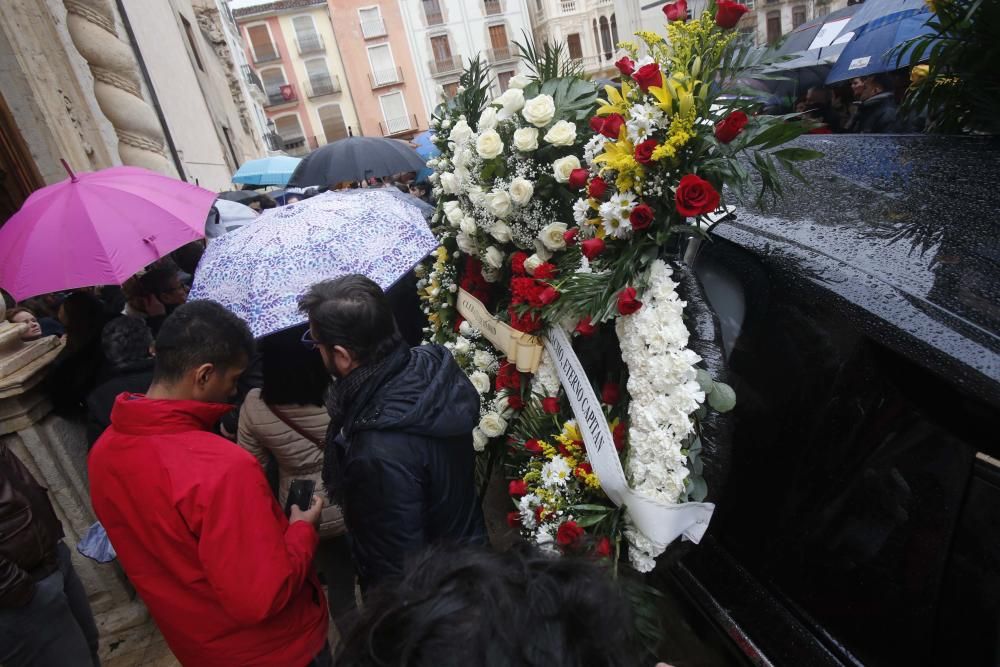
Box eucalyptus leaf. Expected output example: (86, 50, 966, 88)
(708, 381, 736, 412)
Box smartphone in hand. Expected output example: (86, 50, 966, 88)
(284, 479, 316, 517)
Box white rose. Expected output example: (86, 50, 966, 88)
(512, 127, 539, 152)
(454, 336, 471, 355)
(472, 427, 489, 452)
(442, 200, 459, 215)
(495, 87, 525, 114)
(508, 74, 531, 89)
(446, 205, 465, 227)
(533, 240, 553, 261)
(456, 231, 477, 255)
(467, 186, 486, 207)
(479, 106, 499, 130)
(522, 94, 556, 127)
(524, 254, 544, 275)
(484, 245, 504, 269)
(508, 177, 534, 205)
(439, 171, 460, 193)
(486, 189, 512, 218)
(539, 222, 568, 251)
(473, 350, 493, 370)
(441, 118, 452, 129)
(552, 155, 581, 183)
(459, 321, 474, 337)
(448, 119, 473, 144)
(469, 371, 491, 394)
(490, 220, 513, 243)
(476, 129, 504, 160)
(479, 412, 508, 438)
(543, 120, 577, 146)
(459, 215, 477, 235)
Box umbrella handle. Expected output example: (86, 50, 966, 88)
(60, 159, 78, 183)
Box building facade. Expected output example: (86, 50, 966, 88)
(234, 0, 363, 155)
(325, 0, 429, 139)
(528, 0, 623, 80)
(751, 0, 852, 46)
(122, 0, 269, 190)
(397, 0, 533, 116)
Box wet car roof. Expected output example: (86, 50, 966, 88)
(713, 134, 1000, 397)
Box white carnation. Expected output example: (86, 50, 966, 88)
(473, 350, 494, 371)
(508, 177, 534, 205)
(476, 129, 504, 159)
(439, 172, 460, 194)
(459, 215, 477, 235)
(552, 155, 581, 183)
(454, 336, 471, 355)
(472, 427, 489, 452)
(538, 222, 568, 251)
(543, 120, 577, 146)
(521, 94, 556, 127)
(448, 119, 473, 144)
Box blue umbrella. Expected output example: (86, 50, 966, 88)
(825, 0, 934, 84)
(411, 130, 439, 160)
(189, 190, 437, 338)
(232, 156, 302, 187)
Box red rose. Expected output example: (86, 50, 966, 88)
(630, 203, 654, 231)
(663, 0, 688, 21)
(556, 521, 585, 547)
(539, 286, 561, 305)
(524, 439, 543, 455)
(533, 262, 557, 279)
(715, 0, 749, 28)
(674, 174, 721, 217)
(587, 177, 608, 199)
(508, 394, 525, 410)
(601, 382, 621, 405)
(581, 237, 605, 260)
(542, 397, 560, 414)
(575, 316, 597, 337)
(563, 228, 579, 246)
(634, 139, 658, 165)
(600, 113, 626, 140)
(509, 479, 528, 497)
(568, 168, 590, 189)
(589, 116, 605, 134)
(617, 286, 643, 315)
(595, 536, 612, 558)
(507, 511, 522, 528)
(632, 63, 663, 92)
(615, 56, 635, 76)
(511, 251, 529, 275)
(613, 421, 626, 451)
(714, 110, 749, 143)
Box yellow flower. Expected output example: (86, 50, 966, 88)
(596, 81, 633, 117)
(636, 30, 665, 48)
(648, 85, 674, 115)
(910, 64, 930, 84)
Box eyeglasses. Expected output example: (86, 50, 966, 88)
(301, 328, 322, 350)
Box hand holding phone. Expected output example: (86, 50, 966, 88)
(286, 479, 323, 527)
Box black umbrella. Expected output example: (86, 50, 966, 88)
(216, 190, 258, 204)
(288, 137, 427, 188)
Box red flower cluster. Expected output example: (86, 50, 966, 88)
(459, 256, 491, 304)
(533, 262, 558, 280)
(587, 176, 608, 199)
(508, 307, 543, 334)
(663, 0, 688, 21)
(617, 287, 643, 315)
(581, 237, 605, 260)
(509, 479, 528, 497)
(633, 63, 664, 92)
(716, 0, 749, 28)
(524, 439, 543, 455)
(556, 520, 585, 547)
(601, 382, 621, 405)
(634, 139, 658, 165)
(510, 251, 529, 276)
(575, 316, 597, 337)
(541, 397, 560, 414)
(613, 421, 627, 451)
(595, 537, 612, 558)
(591, 113, 625, 140)
(495, 361, 523, 392)
(630, 203, 654, 231)
(507, 394, 525, 410)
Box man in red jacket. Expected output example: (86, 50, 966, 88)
(89, 301, 330, 666)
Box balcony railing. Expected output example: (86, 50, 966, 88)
(380, 113, 418, 137)
(424, 8, 444, 25)
(560, 0, 577, 11)
(296, 33, 325, 54)
(264, 88, 296, 107)
(569, 55, 607, 72)
(308, 76, 342, 97)
(282, 135, 319, 156)
(361, 17, 387, 39)
(428, 55, 463, 77)
(241, 64, 264, 94)
(253, 45, 281, 63)
(484, 0, 503, 15)
(368, 66, 403, 89)
(485, 45, 515, 63)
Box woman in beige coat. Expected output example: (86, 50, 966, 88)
(237, 326, 356, 627)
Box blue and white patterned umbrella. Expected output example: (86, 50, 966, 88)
(190, 190, 437, 338)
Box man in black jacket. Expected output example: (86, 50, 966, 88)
(847, 74, 901, 134)
(299, 275, 486, 591)
(0, 443, 100, 666)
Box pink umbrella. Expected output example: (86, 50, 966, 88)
(0, 163, 216, 301)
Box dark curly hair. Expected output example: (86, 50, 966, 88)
(336, 546, 639, 667)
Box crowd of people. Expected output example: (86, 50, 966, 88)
(1, 255, 670, 666)
(787, 70, 926, 134)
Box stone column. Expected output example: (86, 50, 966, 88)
(62, 0, 174, 174)
(0, 306, 152, 656)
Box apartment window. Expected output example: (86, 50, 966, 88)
(368, 44, 399, 86)
(305, 58, 336, 96)
(293, 15, 324, 54)
(599, 16, 612, 59)
(488, 24, 511, 61)
(443, 81, 460, 98)
(360, 6, 386, 39)
(181, 15, 205, 72)
(484, 0, 502, 15)
(380, 91, 410, 134)
(221, 125, 240, 170)
(423, 0, 444, 25)
(430, 35, 453, 63)
(611, 13, 619, 45)
(247, 24, 278, 63)
(260, 67, 288, 105)
(497, 70, 515, 92)
(318, 104, 349, 143)
(274, 114, 304, 143)
(566, 33, 583, 60)
(792, 5, 807, 28)
(766, 11, 782, 44)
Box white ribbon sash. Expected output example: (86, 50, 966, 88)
(544, 327, 715, 546)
